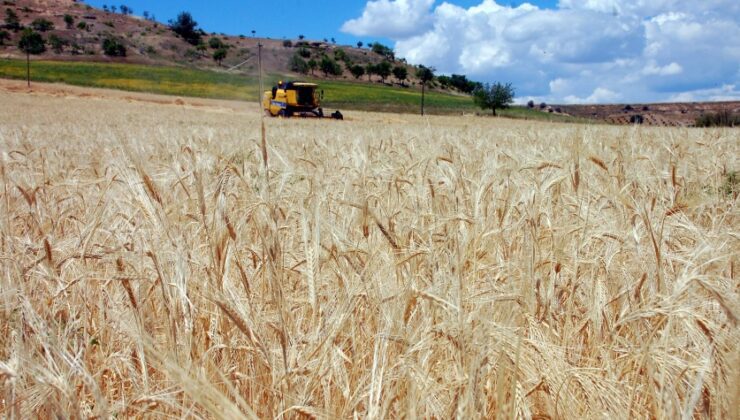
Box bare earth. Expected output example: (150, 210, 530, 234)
(0, 84, 738, 418)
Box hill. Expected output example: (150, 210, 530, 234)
(0, 0, 429, 88)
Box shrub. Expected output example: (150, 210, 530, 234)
(31, 18, 54, 32)
(64, 14, 74, 29)
(289, 53, 308, 74)
(282, 39, 292, 48)
(208, 36, 223, 49)
(695, 111, 740, 127)
(48, 34, 68, 53)
(0, 29, 9, 44)
(102, 36, 126, 56)
(212, 47, 227, 65)
(298, 47, 310, 58)
(4, 8, 20, 31)
(370, 42, 394, 59)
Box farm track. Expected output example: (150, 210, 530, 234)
(0, 85, 738, 418)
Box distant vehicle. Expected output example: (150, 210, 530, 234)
(263, 81, 342, 119)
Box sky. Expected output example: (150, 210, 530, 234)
(83, 0, 740, 104)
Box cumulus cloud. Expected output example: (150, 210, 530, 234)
(340, 0, 435, 39)
(340, 0, 740, 103)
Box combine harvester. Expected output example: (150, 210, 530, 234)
(263, 81, 343, 119)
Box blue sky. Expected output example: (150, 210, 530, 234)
(83, 0, 740, 103)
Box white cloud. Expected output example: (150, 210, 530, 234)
(643, 61, 682, 76)
(340, 0, 435, 38)
(341, 0, 740, 103)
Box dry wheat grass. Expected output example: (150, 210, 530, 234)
(0, 90, 738, 418)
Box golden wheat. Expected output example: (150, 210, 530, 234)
(0, 88, 738, 418)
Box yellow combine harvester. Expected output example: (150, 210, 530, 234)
(262, 81, 343, 119)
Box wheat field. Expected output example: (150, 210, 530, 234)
(0, 87, 738, 419)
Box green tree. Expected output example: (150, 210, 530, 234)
(4, 8, 21, 31)
(289, 53, 308, 74)
(320, 55, 342, 76)
(473, 82, 515, 116)
(0, 29, 9, 45)
(169, 11, 201, 45)
(375, 60, 391, 83)
(416, 65, 435, 115)
(371, 42, 394, 59)
(212, 47, 227, 65)
(307, 58, 317, 75)
(64, 14, 74, 29)
(356, 41, 363, 48)
(208, 36, 223, 49)
(48, 34, 68, 53)
(392, 65, 408, 85)
(102, 36, 126, 56)
(365, 63, 375, 81)
(18, 28, 45, 87)
(350, 64, 365, 79)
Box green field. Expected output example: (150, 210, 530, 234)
(0, 59, 587, 121)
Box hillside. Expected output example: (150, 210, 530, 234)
(0, 0, 428, 87)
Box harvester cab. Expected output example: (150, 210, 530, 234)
(262, 81, 343, 119)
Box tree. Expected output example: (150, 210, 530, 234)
(416, 65, 434, 115)
(212, 47, 227, 65)
(357, 41, 363, 48)
(18, 28, 45, 87)
(289, 53, 308, 74)
(5, 8, 21, 31)
(208, 36, 224, 49)
(473, 82, 515, 116)
(0, 30, 9, 45)
(142, 11, 149, 20)
(375, 60, 391, 83)
(169, 12, 201, 45)
(350, 64, 365, 79)
(48, 34, 68, 53)
(392, 65, 408, 86)
(320, 55, 342, 76)
(298, 34, 305, 40)
(527, 100, 535, 108)
(307, 58, 317, 75)
(102, 36, 126, 56)
(110, 5, 117, 13)
(64, 14, 74, 29)
(371, 42, 394, 59)
(365, 63, 375, 81)
(31, 18, 54, 32)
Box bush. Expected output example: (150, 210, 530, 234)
(64, 14, 74, 29)
(208, 36, 223, 49)
(695, 111, 740, 127)
(102, 37, 126, 56)
(370, 42, 394, 59)
(48, 34, 68, 53)
(0, 29, 9, 45)
(298, 47, 310, 58)
(212, 47, 227, 65)
(289, 54, 308, 74)
(282, 39, 292, 48)
(4, 8, 20, 31)
(31, 18, 54, 32)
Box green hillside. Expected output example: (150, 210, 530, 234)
(0, 59, 587, 121)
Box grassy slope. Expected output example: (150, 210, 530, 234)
(0, 59, 587, 121)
